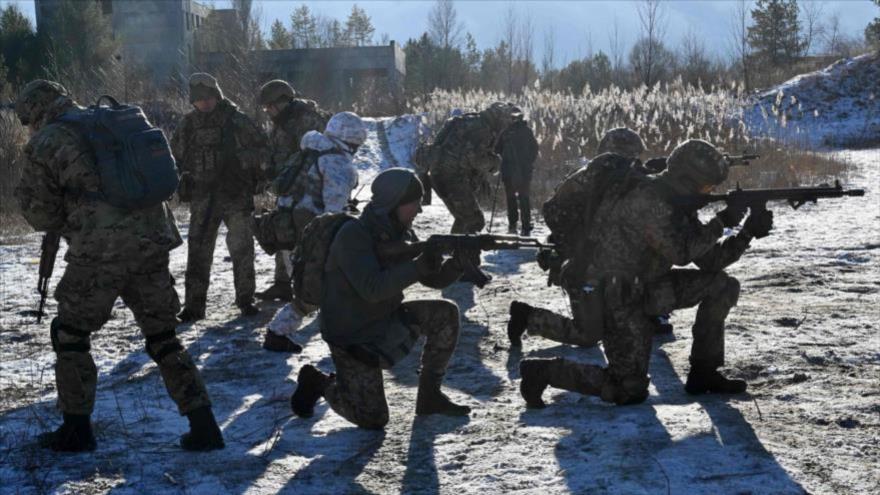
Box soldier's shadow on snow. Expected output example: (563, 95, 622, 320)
(517, 343, 804, 493)
(401, 415, 470, 495)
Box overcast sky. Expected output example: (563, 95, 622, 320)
(7, 0, 877, 66)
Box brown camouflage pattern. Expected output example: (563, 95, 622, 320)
(525, 287, 603, 347)
(265, 98, 330, 176)
(323, 299, 460, 429)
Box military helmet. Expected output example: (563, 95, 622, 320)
(258, 79, 296, 107)
(597, 127, 646, 159)
(665, 139, 728, 189)
(480, 102, 521, 130)
(188, 72, 223, 103)
(325, 111, 367, 146)
(14, 79, 69, 126)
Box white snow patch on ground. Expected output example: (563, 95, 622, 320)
(1, 124, 877, 493)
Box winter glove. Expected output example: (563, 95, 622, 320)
(716, 203, 747, 228)
(742, 207, 774, 239)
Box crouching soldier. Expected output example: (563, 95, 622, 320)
(14, 80, 223, 451)
(519, 139, 773, 408)
(290, 168, 471, 429)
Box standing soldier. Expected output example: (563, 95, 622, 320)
(255, 80, 330, 303)
(496, 116, 539, 236)
(263, 112, 364, 351)
(172, 73, 267, 322)
(519, 139, 774, 408)
(290, 168, 470, 428)
(14, 80, 223, 451)
(424, 102, 521, 284)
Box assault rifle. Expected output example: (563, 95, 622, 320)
(677, 180, 865, 212)
(377, 234, 555, 288)
(36, 232, 61, 323)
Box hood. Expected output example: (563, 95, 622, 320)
(300, 130, 353, 154)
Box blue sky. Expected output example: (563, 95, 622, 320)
(5, 1, 877, 66)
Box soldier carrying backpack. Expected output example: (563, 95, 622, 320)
(14, 79, 224, 452)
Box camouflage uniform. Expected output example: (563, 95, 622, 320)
(14, 81, 211, 418)
(171, 76, 267, 313)
(523, 140, 759, 406)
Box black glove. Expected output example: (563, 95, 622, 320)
(716, 203, 747, 228)
(742, 207, 774, 238)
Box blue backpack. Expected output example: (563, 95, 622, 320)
(57, 95, 179, 210)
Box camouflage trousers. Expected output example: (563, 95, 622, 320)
(525, 286, 604, 347)
(52, 254, 211, 416)
(185, 195, 255, 310)
(530, 269, 740, 405)
(503, 171, 532, 230)
(273, 250, 292, 284)
(430, 170, 485, 268)
(323, 299, 460, 429)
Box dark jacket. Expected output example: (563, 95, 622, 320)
(496, 120, 539, 183)
(320, 203, 461, 363)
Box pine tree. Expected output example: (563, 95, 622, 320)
(41, 0, 120, 89)
(345, 5, 374, 47)
(290, 5, 318, 48)
(268, 19, 291, 49)
(0, 4, 39, 86)
(866, 0, 880, 49)
(747, 0, 804, 66)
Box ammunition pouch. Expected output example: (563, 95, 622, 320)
(50, 318, 91, 353)
(145, 330, 183, 362)
(253, 207, 299, 255)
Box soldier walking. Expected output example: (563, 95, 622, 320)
(14, 80, 223, 452)
(496, 117, 539, 236)
(172, 73, 267, 322)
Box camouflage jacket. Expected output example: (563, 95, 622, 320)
(266, 98, 330, 178)
(171, 99, 267, 199)
(584, 177, 752, 284)
(427, 113, 502, 183)
(16, 99, 182, 264)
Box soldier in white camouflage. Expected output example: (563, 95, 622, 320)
(255, 79, 330, 304)
(263, 111, 363, 352)
(519, 139, 774, 408)
(14, 80, 223, 452)
(172, 73, 268, 322)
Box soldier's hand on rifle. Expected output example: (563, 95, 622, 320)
(716, 203, 747, 228)
(742, 207, 774, 239)
(415, 248, 443, 276)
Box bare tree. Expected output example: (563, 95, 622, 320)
(633, 0, 667, 86)
(728, 0, 753, 92)
(520, 11, 535, 91)
(542, 28, 556, 89)
(680, 27, 713, 88)
(800, 1, 826, 56)
(502, 3, 518, 94)
(428, 0, 463, 50)
(608, 16, 626, 86)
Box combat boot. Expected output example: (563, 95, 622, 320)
(256, 282, 293, 302)
(177, 307, 205, 323)
(291, 364, 331, 418)
(685, 365, 747, 395)
(519, 359, 550, 409)
(415, 374, 471, 416)
(507, 301, 531, 347)
(39, 413, 96, 452)
(507, 224, 518, 235)
(262, 329, 303, 353)
(238, 302, 260, 317)
(180, 406, 225, 451)
(520, 225, 532, 237)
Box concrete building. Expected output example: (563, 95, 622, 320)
(35, 0, 209, 82)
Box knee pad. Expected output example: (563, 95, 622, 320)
(50, 318, 92, 353)
(145, 330, 184, 362)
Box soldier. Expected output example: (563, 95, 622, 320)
(14, 80, 223, 451)
(263, 111, 364, 352)
(255, 79, 330, 303)
(519, 139, 774, 408)
(290, 168, 470, 429)
(172, 73, 267, 322)
(508, 128, 652, 349)
(496, 116, 539, 236)
(425, 102, 521, 284)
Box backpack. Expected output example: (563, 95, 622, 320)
(272, 148, 344, 198)
(291, 212, 356, 306)
(542, 153, 645, 259)
(57, 95, 178, 210)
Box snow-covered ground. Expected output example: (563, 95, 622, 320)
(0, 116, 877, 494)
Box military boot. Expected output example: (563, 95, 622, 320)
(262, 329, 303, 353)
(180, 406, 225, 451)
(291, 364, 331, 418)
(520, 225, 532, 237)
(519, 359, 550, 409)
(256, 282, 293, 302)
(685, 365, 747, 395)
(415, 374, 471, 416)
(507, 301, 531, 347)
(39, 413, 96, 452)
(177, 307, 205, 323)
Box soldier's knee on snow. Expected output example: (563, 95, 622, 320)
(145, 329, 185, 363)
(435, 300, 461, 329)
(50, 318, 92, 353)
(601, 373, 649, 406)
(355, 410, 389, 430)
